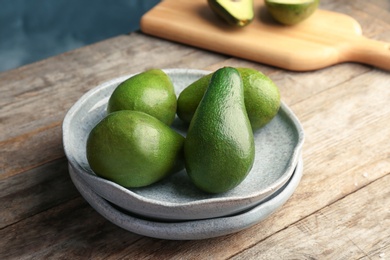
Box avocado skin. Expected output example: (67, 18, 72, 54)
(107, 69, 177, 125)
(87, 110, 184, 188)
(184, 67, 255, 193)
(177, 67, 280, 131)
(265, 0, 319, 25)
(208, 0, 254, 27)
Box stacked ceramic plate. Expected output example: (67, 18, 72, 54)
(63, 69, 305, 240)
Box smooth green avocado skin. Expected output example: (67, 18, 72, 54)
(207, 0, 254, 27)
(107, 69, 177, 125)
(177, 67, 280, 131)
(265, 0, 319, 25)
(184, 67, 255, 193)
(86, 110, 184, 188)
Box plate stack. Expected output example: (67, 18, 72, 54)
(63, 69, 305, 240)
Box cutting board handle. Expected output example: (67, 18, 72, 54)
(346, 37, 390, 71)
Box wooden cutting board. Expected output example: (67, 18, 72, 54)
(140, 0, 390, 71)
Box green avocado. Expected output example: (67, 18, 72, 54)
(184, 67, 255, 193)
(177, 67, 280, 131)
(107, 69, 177, 125)
(86, 110, 184, 188)
(208, 0, 254, 27)
(265, 0, 320, 25)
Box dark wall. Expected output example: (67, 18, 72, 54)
(0, 0, 160, 71)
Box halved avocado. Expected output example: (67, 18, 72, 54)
(208, 0, 254, 27)
(265, 0, 319, 25)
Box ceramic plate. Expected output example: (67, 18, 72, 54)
(69, 156, 303, 240)
(63, 69, 304, 221)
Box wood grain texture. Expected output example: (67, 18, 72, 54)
(231, 174, 390, 259)
(1, 0, 390, 259)
(2, 54, 389, 259)
(0, 197, 142, 260)
(0, 33, 228, 179)
(140, 0, 390, 71)
(0, 158, 79, 228)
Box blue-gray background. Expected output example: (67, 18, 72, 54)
(0, 0, 160, 72)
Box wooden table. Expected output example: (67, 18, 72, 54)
(1, 0, 389, 258)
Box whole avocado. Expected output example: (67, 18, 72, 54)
(184, 67, 255, 193)
(177, 67, 280, 131)
(107, 69, 177, 125)
(86, 110, 184, 188)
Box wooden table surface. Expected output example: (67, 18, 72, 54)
(1, 0, 390, 259)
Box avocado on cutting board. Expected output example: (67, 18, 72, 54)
(140, 0, 390, 71)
